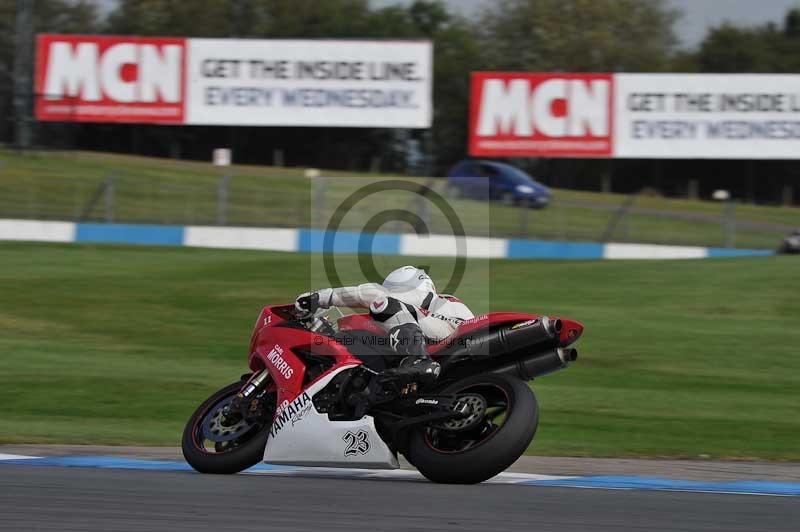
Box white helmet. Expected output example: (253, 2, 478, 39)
(382, 265, 436, 296)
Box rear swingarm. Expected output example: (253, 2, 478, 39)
(373, 394, 471, 439)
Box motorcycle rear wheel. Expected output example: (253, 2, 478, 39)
(407, 373, 538, 484)
(182, 380, 275, 474)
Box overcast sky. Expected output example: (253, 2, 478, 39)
(371, 0, 800, 49)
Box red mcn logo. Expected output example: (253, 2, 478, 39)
(35, 35, 186, 124)
(469, 73, 613, 158)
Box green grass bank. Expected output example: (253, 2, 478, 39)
(1, 149, 798, 248)
(1, 241, 798, 459)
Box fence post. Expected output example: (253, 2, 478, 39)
(416, 179, 434, 231)
(310, 171, 326, 229)
(622, 216, 631, 241)
(104, 173, 115, 223)
(217, 174, 231, 226)
(73, 182, 81, 219)
(518, 201, 529, 237)
(601, 192, 638, 242)
(558, 200, 567, 240)
(723, 200, 737, 248)
(27, 182, 36, 219)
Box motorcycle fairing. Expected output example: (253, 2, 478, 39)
(248, 305, 363, 410)
(262, 365, 400, 470)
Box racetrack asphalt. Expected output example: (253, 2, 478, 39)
(2, 464, 799, 532)
(5, 444, 800, 481)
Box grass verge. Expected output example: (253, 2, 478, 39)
(0, 241, 798, 459)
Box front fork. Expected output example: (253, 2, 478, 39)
(225, 369, 272, 422)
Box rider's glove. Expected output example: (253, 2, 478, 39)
(295, 291, 321, 317)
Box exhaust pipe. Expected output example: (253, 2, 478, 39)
(437, 317, 568, 375)
(494, 347, 578, 380)
(457, 317, 562, 359)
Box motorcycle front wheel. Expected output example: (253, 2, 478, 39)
(406, 373, 539, 484)
(181, 380, 275, 474)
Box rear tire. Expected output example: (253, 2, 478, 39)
(181, 381, 273, 474)
(406, 373, 538, 484)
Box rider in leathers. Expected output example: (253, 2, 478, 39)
(295, 266, 473, 384)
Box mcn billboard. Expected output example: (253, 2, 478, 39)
(36, 35, 185, 124)
(470, 72, 800, 159)
(470, 72, 613, 158)
(36, 34, 432, 128)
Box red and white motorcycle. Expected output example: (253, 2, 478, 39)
(182, 303, 582, 484)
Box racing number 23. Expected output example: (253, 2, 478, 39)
(342, 429, 370, 457)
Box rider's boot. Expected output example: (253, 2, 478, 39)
(387, 323, 440, 386)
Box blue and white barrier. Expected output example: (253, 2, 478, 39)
(0, 219, 774, 260)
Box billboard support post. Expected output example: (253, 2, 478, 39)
(13, 0, 34, 150)
(369, 157, 382, 173)
(688, 180, 699, 200)
(273, 149, 284, 168)
(602, 160, 614, 194)
(601, 173, 612, 194)
(782, 185, 794, 207)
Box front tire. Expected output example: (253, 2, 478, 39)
(406, 373, 538, 484)
(181, 380, 275, 474)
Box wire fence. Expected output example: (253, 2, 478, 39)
(0, 171, 309, 228)
(0, 169, 796, 250)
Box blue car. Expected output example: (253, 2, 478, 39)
(446, 160, 551, 208)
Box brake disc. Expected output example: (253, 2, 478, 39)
(202, 397, 254, 443)
(439, 394, 487, 432)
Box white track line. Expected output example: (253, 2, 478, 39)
(245, 466, 575, 484)
(0, 454, 41, 460)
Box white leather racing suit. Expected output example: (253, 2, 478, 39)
(315, 283, 474, 342)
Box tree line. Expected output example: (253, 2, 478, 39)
(2, 0, 800, 204)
